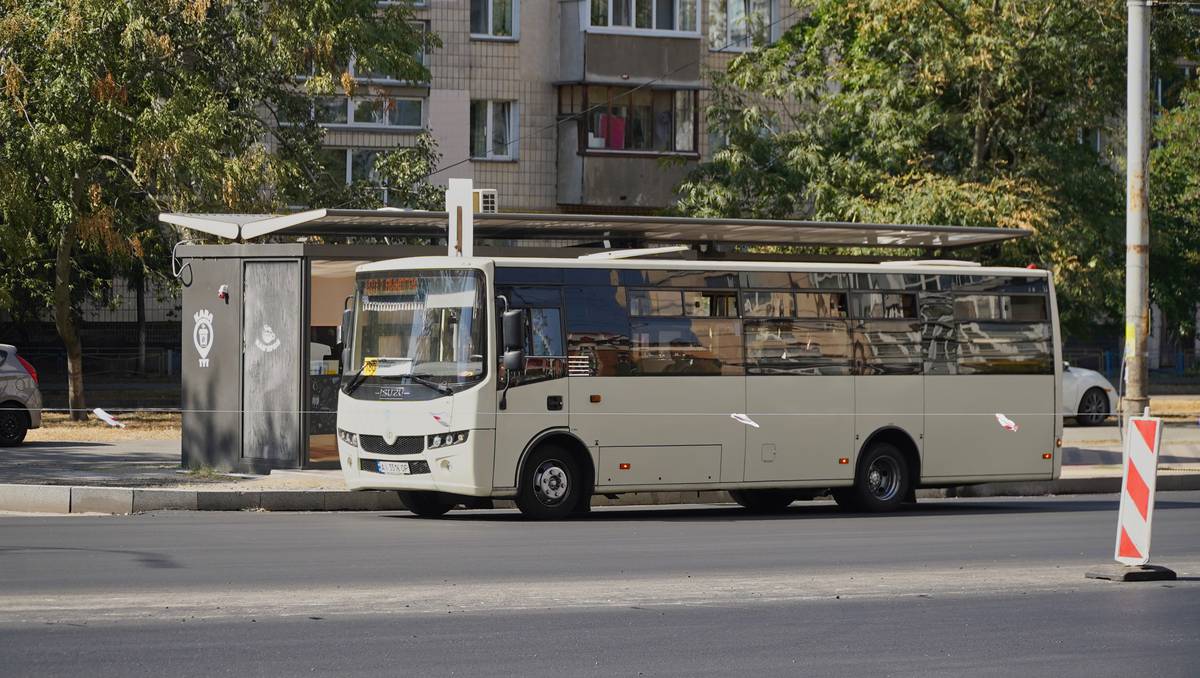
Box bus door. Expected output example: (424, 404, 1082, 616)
(492, 286, 569, 490)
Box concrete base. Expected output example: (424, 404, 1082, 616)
(1085, 564, 1178, 582)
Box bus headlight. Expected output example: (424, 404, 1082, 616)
(427, 430, 469, 449)
(338, 429, 359, 447)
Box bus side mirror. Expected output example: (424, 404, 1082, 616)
(501, 309, 526, 374)
(504, 349, 525, 372)
(502, 309, 525, 352)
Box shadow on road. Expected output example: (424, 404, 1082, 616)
(383, 496, 1200, 523)
(0, 546, 182, 569)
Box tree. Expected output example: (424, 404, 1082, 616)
(1149, 79, 1200, 344)
(677, 1, 1194, 335)
(0, 0, 428, 418)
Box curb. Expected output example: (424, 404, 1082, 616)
(1, 476, 1198, 515)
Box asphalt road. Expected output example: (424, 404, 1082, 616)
(3, 494, 1200, 676)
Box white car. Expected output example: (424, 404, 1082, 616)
(1062, 363, 1118, 427)
(0, 344, 43, 445)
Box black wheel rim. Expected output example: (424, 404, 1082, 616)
(1081, 390, 1107, 423)
(0, 413, 18, 442)
(866, 456, 902, 502)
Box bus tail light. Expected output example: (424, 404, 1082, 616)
(1043, 453, 1053, 460)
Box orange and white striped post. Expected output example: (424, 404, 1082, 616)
(1088, 408, 1176, 581)
(1115, 412, 1162, 565)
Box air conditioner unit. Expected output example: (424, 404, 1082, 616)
(472, 189, 498, 213)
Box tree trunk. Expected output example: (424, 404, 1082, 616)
(135, 270, 147, 375)
(53, 216, 86, 421)
(971, 76, 992, 175)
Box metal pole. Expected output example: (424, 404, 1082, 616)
(1123, 0, 1151, 418)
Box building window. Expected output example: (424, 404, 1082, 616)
(320, 148, 404, 205)
(351, 97, 423, 128)
(588, 0, 698, 32)
(471, 0, 517, 38)
(470, 100, 517, 160)
(709, 0, 772, 50)
(561, 85, 697, 154)
(309, 96, 424, 129)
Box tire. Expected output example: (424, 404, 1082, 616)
(0, 406, 27, 447)
(729, 489, 795, 514)
(837, 441, 912, 513)
(515, 445, 585, 520)
(1076, 387, 1110, 427)
(397, 490, 454, 518)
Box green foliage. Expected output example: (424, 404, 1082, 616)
(677, 0, 1196, 336)
(370, 133, 447, 211)
(1149, 80, 1200, 340)
(0, 0, 429, 312)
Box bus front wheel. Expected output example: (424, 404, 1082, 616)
(397, 491, 454, 518)
(515, 445, 584, 520)
(834, 442, 911, 513)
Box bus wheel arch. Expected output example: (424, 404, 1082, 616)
(515, 431, 594, 520)
(835, 427, 919, 511)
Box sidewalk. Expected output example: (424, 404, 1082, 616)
(3, 423, 1200, 514)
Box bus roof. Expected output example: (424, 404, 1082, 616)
(357, 256, 1050, 278)
(161, 209, 1029, 250)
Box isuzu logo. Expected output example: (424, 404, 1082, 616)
(378, 386, 408, 400)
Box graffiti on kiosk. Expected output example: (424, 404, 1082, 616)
(255, 324, 282, 353)
(193, 310, 214, 367)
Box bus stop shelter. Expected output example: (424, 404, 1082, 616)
(162, 185, 1027, 473)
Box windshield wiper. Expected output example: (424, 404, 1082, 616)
(391, 373, 455, 396)
(343, 363, 370, 396)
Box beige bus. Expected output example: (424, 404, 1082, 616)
(335, 256, 1063, 519)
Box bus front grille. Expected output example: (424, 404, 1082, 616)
(360, 435, 424, 455)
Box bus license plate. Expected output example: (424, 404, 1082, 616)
(377, 461, 411, 475)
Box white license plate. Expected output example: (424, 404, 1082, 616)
(377, 461, 411, 475)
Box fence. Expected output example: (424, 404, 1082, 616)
(20, 347, 182, 380)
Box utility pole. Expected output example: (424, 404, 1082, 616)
(1124, 0, 1151, 418)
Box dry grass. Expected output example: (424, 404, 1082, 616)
(26, 411, 181, 442)
(1149, 397, 1200, 419)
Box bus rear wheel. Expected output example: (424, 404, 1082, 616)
(729, 489, 796, 514)
(397, 491, 454, 518)
(834, 442, 911, 513)
(515, 445, 584, 520)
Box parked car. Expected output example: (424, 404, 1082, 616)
(0, 344, 42, 445)
(1062, 362, 1118, 427)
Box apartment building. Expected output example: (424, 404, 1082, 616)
(318, 0, 795, 213)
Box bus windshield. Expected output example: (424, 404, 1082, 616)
(346, 269, 487, 398)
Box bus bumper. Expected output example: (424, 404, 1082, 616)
(339, 429, 496, 498)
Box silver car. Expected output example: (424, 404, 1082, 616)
(0, 344, 42, 445)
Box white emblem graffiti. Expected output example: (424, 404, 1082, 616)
(255, 324, 282, 353)
(193, 310, 214, 367)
